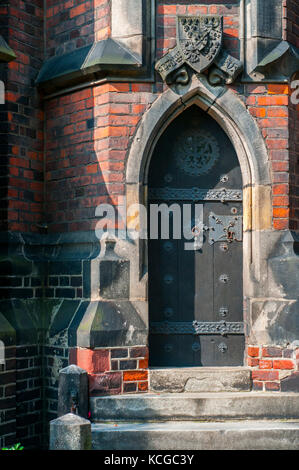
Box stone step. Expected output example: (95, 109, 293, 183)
(92, 420, 299, 450)
(149, 367, 251, 393)
(90, 392, 299, 422)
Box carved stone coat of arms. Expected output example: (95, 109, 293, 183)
(155, 15, 243, 86)
(177, 16, 222, 73)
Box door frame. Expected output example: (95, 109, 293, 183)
(123, 75, 273, 360)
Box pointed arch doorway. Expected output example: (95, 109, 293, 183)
(148, 105, 245, 367)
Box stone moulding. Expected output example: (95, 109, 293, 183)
(0, 35, 16, 63)
(124, 73, 298, 346)
(155, 15, 243, 86)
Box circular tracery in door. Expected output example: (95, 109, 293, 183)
(148, 105, 244, 367)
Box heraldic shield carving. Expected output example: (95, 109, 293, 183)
(177, 16, 222, 73)
(155, 15, 243, 86)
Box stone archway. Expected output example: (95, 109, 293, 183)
(125, 75, 273, 351)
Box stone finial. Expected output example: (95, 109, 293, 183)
(49, 413, 91, 450)
(57, 364, 89, 418)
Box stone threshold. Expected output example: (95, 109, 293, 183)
(148, 366, 252, 393)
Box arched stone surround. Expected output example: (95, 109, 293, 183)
(124, 74, 298, 351)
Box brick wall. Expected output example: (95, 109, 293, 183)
(15, 344, 42, 447)
(46, 0, 110, 58)
(45, 84, 158, 233)
(284, 0, 299, 48)
(2, 0, 44, 234)
(70, 346, 149, 399)
(244, 83, 291, 230)
(248, 345, 299, 392)
(0, 344, 16, 448)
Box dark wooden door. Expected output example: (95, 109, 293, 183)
(148, 106, 244, 367)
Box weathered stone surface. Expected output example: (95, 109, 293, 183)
(149, 367, 251, 393)
(90, 392, 299, 422)
(111, 0, 143, 59)
(99, 238, 130, 300)
(57, 365, 89, 418)
(75, 300, 147, 348)
(50, 413, 91, 450)
(281, 373, 299, 392)
(92, 421, 299, 450)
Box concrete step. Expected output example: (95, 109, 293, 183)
(90, 392, 299, 422)
(149, 367, 251, 393)
(92, 420, 299, 450)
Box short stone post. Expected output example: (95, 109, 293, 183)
(49, 413, 92, 450)
(57, 364, 89, 418)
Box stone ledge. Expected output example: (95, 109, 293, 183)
(90, 391, 299, 422)
(149, 367, 251, 393)
(92, 420, 299, 450)
(0, 36, 16, 63)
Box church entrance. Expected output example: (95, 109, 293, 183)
(148, 106, 244, 367)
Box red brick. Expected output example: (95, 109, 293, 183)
(130, 347, 148, 358)
(262, 347, 283, 358)
(224, 28, 239, 38)
(138, 358, 149, 369)
(267, 107, 288, 117)
(273, 196, 289, 206)
(71, 348, 110, 374)
(209, 6, 218, 14)
(248, 346, 260, 357)
(265, 382, 280, 391)
(273, 184, 289, 195)
(157, 5, 177, 15)
(252, 381, 263, 391)
(138, 382, 148, 392)
(252, 370, 279, 381)
(273, 207, 289, 218)
(123, 370, 148, 382)
(187, 5, 208, 14)
(260, 118, 288, 128)
(89, 372, 122, 394)
(86, 164, 99, 174)
(273, 359, 295, 370)
(248, 357, 259, 367)
(246, 96, 256, 106)
(268, 84, 289, 94)
(257, 96, 288, 106)
(272, 161, 289, 172)
(273, 219, 289, 230)
(249, 107, 266, 118)
(259, 360, 273, 369)
(70, 2, 89, 18)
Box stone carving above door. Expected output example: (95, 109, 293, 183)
(155, 15, 243, 86)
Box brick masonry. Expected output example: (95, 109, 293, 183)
(69, 346, 149, 397)
(0, 345, 16, 449)
(248, 345, 299, 391)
